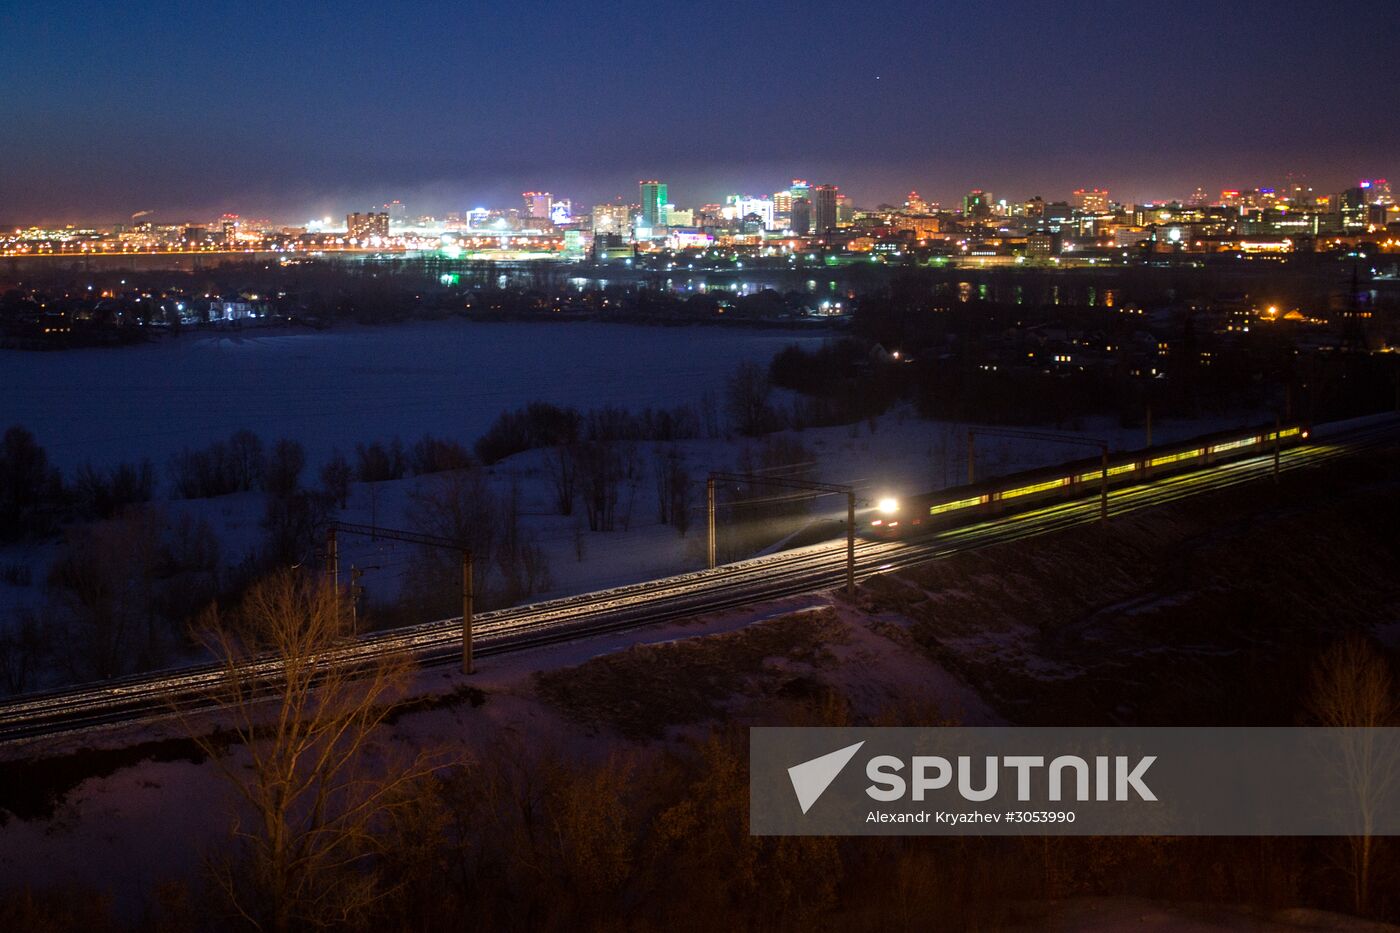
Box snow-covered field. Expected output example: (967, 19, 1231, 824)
(0, 318, 1264, 684)
(2, 404, 1235, 635)
(0, 320, 831, 471)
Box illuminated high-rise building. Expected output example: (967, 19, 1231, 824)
(663, 206, 694, 227)
(836, 193, 854, 226)
(723, 195, 775, 230)
(523, 192, 552, 220)
(639, 180, 668, 229)
(812, 185, 839, 233)
(1073, 188, 1110, 213)
(346, 211, 389, 240)
(790, 198, 812, 235)
(1360, 178, 1393, 205)
(592, 202, 632, 237)
(963, 189, 992, 219)
(1338, 185, 1384, 230)
(773, 190, 793, 228)
(904, 191, 928, 214)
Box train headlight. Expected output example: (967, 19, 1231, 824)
(877, 497, 899, 515)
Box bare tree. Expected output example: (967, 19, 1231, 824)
(319, 449, 352, 510)
(261, 490, 333, 568)
(228, 429, 267, 492)
(0, 425, 63, 540)
(404, 470, 500, 612)
(653, 447, 691, 536)
(494, 482, 551, 605)
(0, 609, 49, 695)
(48, 506, 168, 679)
(653, 448, 676, 525)
(672, 475, 693, 538)
(189, 571, 446, 932)
(545, 444, 577, 516)
(72, 458, 156, 520)
(1306, 634, 1400, 916)
(724, 361, 775, 437)
(574, 440, 622, 532)
(698, 390, 722, 439)
(263, 439, 306, 499)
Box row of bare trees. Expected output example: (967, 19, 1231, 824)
(158, 577, 1400, 932)
(403, 471, 551, 616)
(1, 425, 154, 541)
(39, 506, 223, 682)
(2, 566, 1396, 930)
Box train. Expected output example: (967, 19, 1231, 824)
(867, 422, 1308, 539)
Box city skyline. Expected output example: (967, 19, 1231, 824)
(2, 1, 1398, 223)
(1, 168, 1395, 230)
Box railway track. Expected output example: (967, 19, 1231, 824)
(1, 417, 1395, 747)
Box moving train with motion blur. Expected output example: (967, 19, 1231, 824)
(867, 422, 1308, 539)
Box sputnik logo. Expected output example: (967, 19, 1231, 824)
(788, 741, 865, 814)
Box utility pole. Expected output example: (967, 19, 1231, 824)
(326, 525, 339, 587)
(348, 566, 365, 633)
(1145, 404, 1153, 447)
(1100, 443, 1109, 522)
(462, 551, 474, 675)
(845, 492, 856, 596)
(368, 484, 378, 540)
(967, 430, 976, 484)
(326, 525, 339, 617)
(706, 477, 717, 570)
(1273, 416, 1281, 481)
(706, 472, 856, 594)
(323, 521, 475, 673)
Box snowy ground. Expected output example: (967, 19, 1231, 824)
(0, 318, 1266, 678)
(0, 402, 1259, 661)
(324, 404, 1252, 606)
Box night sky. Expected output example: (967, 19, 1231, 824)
(2, 0, 1397, 223)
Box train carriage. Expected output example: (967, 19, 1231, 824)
(868, 423, 1307, 539)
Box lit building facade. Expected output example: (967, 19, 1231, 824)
(639, 180, 668, 230)
(523, 192, 552, 220)
(346, 212, 389, 240)
(1073, 188, 1110, 213)
(812, 185, 839, 233)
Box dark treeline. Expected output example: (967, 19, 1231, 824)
(0, 257, 842, 352)
(1, 425, 155, 541)
(765, 263, 1400, 428)
(0, 422, 490, 691)
(12, 250, 1397, 351)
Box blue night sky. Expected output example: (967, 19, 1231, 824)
(1, 0, 1397, 223)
